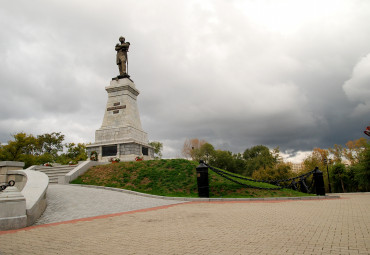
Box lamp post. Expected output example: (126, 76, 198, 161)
(323, 158, 332, 193)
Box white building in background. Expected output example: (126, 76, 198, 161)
(291, 162, 304, 173)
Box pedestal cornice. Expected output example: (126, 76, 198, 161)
(106, 84, 139, 96)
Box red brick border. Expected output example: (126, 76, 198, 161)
(0, 197, 341, 235)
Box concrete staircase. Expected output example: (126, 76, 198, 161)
(31, 165, 76, 184)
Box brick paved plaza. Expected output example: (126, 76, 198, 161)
(0, 190, 369, 254)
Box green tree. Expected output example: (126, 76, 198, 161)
(149, 141, 163, 159)
(37, 132, 64, 158)
(345, 166, 358, 192)
(0, 133, 36, 160)
(191, 143, 215, 163)
(252, 162, 293, 181)
(353, 141, 370, 191)
(0, 132, 84, 168)
(331, 163, 347, 193)
(62, 143, 87, 164)
(243, 145, 277, 176)
(329, 163, 359, 193)
(199, 143, 215, 163)
(210, 150, 234, 171)
(231, 153, 246, 175)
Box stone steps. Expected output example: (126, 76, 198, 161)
(32, 165, 76, 184)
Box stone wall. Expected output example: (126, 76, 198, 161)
(0, 186, 27, 231)
(5, 173, 27, 191)
(95, 126, 149, 145)
(120, 143, 141, 155)
(0, 162, 49, 230)
(149, 147, 155, 158)
(87, 143, 154, 162)
(0, 161, 25, 186)
(86, 146, 100, 158)
(10, 169, 49, 227)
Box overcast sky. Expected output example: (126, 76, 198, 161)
(1, 0, 369, 162)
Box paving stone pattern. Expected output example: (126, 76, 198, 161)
(33, 184, 184, 225)
(1, 192, 369, 254)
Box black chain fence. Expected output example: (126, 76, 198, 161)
(206, 164, 317, 193)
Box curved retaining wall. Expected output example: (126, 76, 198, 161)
(0, 169, 49, 230)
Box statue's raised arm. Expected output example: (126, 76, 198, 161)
(115, 36, 130, 78)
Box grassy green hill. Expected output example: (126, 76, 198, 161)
(71, 159, 312, 198)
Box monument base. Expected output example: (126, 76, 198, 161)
(86, 141, 154, 162)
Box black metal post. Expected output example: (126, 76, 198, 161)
(313, 167, 326, 196)
(324, 158, 332, 193)
(298, 178, 309, 193)
(196, 160, 209, 198)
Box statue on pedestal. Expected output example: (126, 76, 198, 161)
(115, 36, 130, 78)
(87, 36, 153, 162)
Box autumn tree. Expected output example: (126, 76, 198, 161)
(182, 138, 207, 160)
(343, 138, 368, 165)
(328, 144, 344, 164)
(302, 148, 328, 172)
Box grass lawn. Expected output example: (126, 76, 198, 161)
(71, 159, 313, 198)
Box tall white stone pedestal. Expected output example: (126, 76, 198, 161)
(87, 78, 153, 162)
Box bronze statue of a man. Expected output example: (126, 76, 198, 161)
(115, 36, 130, 76)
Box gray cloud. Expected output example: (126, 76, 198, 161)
(0, 0, 369, 161)
(343, 53, 370, 116)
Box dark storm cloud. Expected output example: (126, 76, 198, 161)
(0, 0, 369, 161)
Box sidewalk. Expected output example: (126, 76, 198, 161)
(1, 193, 369, 254)
(34, 184, 184, 225)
